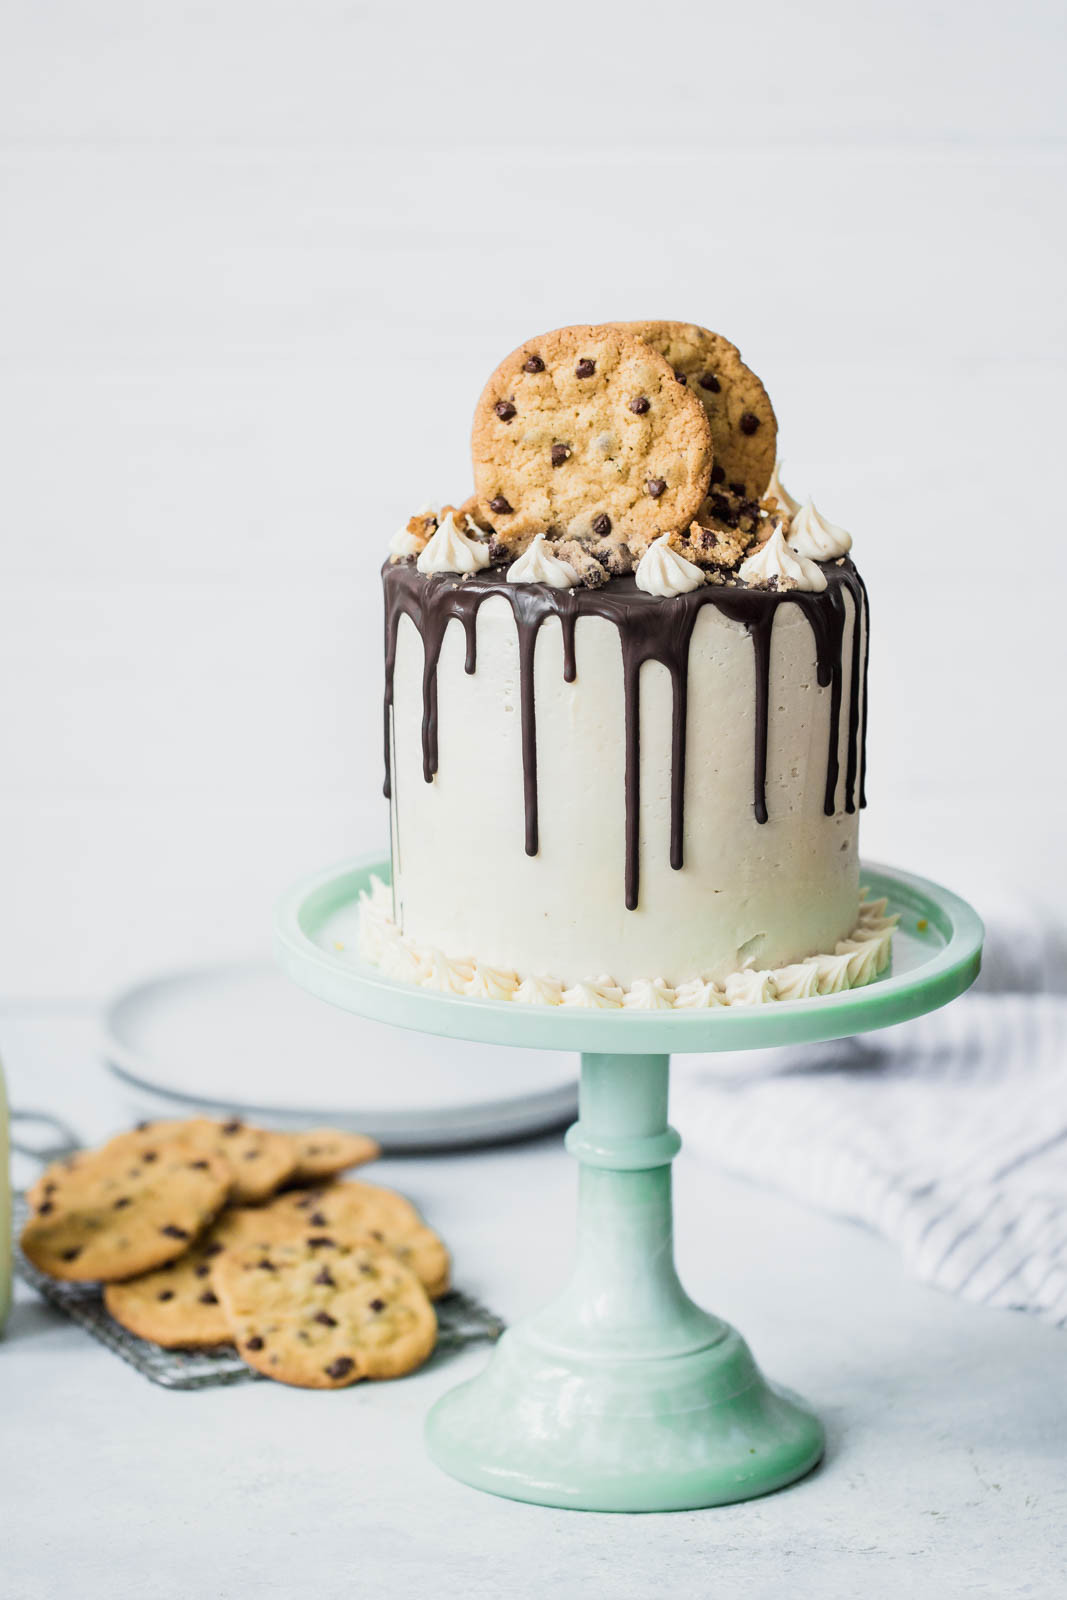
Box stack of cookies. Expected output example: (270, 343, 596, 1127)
(394, 318, 782, 584)
(20, 1118, 449, 1390)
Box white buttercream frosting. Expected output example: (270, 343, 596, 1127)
(623, 977, 677, 1010)
(764, 460, 801, 518)
(773, 962, 822, 1001)
(724, 969, 779, 1006)
(788, 498, 853, 562)
(377, 930, 425, 986)
(739, 526, 827, 593)
(809, 950, 854, 995)
(514, 975, 564, 1006)
(357, 891, 896, 1009)
(634, 533, 705, 598)
(561, 977, 625, 1009)
(833, 937, 882, 988)
(421, 949, 476, 993)
(416, 510, 491, 576)
(673, 978, 728, 1009)
(389, 526, 423, 559)
(465, 963, 520, 1001)
(506, 533, 579, 589)
(356, 876, 393, 962)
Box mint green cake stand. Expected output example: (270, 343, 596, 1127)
(275, 857, 982, 1513)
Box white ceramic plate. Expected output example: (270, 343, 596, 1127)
(103, 962, 577, 1149)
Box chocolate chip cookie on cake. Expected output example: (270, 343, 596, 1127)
(375, 319, 891, 1008)
(470, 323, 713, 551)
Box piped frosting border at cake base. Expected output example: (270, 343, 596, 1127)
(354, 878, 897, 1009)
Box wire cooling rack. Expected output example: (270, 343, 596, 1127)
(12, 1193, 505, 1391)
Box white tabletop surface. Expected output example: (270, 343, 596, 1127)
(2, 1010, 1065, 1600)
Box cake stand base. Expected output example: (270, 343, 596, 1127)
(276, 856, 983, 1513)
(426, 1052, 823, 1511)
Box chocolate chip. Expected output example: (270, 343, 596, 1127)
(494, 400, 516, 422)
(158, 1290, 175, 1301)
(369, 1230, 384, 1242)
(314, 1267, 336, 1287)
(161, 1225, 189, 1239)
(60, 1247, 82, 1262)
(44, 1182, 58, 1196)
(195, 1263, 210, 1277)
(204, 1242, 224, 1257)
(314, 1310, 338, 1327)
(307, 1236, 336, 1248)
(629, 395, 650, 415)
(523, 354, 545, 373)
(740, 412, 760, 434)
(142, 1150, 158, 1163)
(592, 514, 612, 537)
(575, 359, 595, 378)
(699, 372, 721, 393)
(673, 369, 687, 385)
(309, 1212, 328, 1226)
(369, 1299, 386, 1313)
(38, 1201, 54, 1215)
(646, 478, 667, 499)
(189, 1160, 210, 1170)
(256, 1258, 276, 1271)
(729, 482, 745, 496)
(113, 1197, 131, 1209)
(199, 1291, 219, 1305)
(710, 464, 726, 485)
(246, 1335, 264, 1351)
(222, 1119, 243, 1135)
(488, 495, 513, 516)
(324, 1357, 354, 1380)
(550, 443, 571, 467)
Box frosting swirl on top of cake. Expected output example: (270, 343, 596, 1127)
(788, 498, 852, 561)
(763, 460, 800, 518)
(506, 534, 579, 589)
(416, 511, 490, 576)
(738, 526, 827, 592)
(634, 533, 705, 597)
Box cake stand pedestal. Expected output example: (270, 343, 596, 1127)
(275, 857, 982, 1512)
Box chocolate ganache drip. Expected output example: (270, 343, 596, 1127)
(383, 560, 867, 911)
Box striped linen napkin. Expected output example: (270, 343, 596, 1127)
(672, 901, 1067, 1325)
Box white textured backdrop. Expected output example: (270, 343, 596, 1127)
(1, 1, 1065, 1000)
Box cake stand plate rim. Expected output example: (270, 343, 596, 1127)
(274, 853, 984, 1055)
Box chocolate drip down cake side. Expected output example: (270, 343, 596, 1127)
(361, 320, 896, 1009)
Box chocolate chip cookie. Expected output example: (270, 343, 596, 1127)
(286, 1129, 381, 1186)
(213, 1236, 437, 1388)
(20, 1132, 230, 1283)
(101, 1203, 300, 1347)
(622, 320, 777, 499)
(471, 324, 713, 546)
(256, 1180, 451, 1299)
